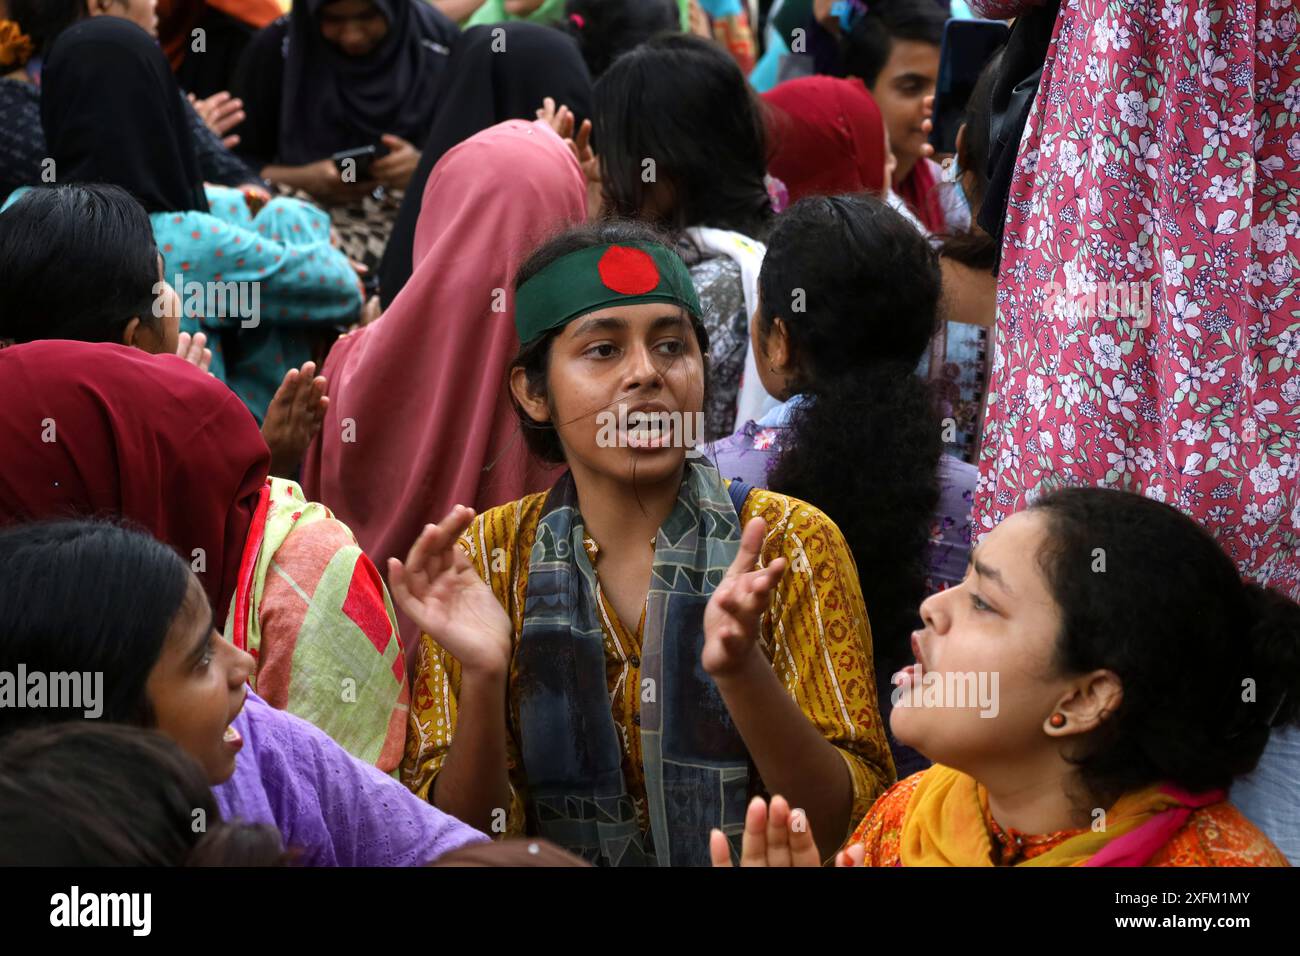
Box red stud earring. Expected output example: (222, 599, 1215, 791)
(1049, 713, 1067, 728)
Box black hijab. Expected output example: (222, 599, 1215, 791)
(377, 21, 592, 308)
(41, 17, 209, 214)
(278, 0, 458, 165)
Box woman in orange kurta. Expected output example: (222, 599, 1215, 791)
(712, 486, 1298, 867)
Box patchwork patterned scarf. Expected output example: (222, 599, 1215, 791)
(516, 461, 751, 866)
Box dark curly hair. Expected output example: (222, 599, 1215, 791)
(592, 33, 772, 238)
(754, 195, 941, 675)
(509, 219, 710, 466)
(1030, 487, 1300, 808)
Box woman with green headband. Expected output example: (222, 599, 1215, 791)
(392, 219, 895, 866)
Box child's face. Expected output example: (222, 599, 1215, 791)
(519, 302, 706, 491)
(869, 39, 939, 175)
(145, 576, 254, 785)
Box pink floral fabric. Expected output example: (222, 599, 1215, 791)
(971, 0, 1300, 598)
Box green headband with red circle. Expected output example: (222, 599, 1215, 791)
(514, 242, 702, 344)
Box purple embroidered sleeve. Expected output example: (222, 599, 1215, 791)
(215, 692, 488, 866)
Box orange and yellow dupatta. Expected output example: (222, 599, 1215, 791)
(898, 765, 1224, 867)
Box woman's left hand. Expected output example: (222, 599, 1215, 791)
(372, 134, 421, 191)
(702, 517, 786, 679)
(261, 361, 328, 477)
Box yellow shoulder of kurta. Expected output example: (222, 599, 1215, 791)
(400, 493, 547, 836)
(740, 486, 897, 838)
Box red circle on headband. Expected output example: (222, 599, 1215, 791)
(598, 246, 660, 295)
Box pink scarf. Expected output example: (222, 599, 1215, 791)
(302, 120, 585, 666)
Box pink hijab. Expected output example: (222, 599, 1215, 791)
(303, 120, 586, 660)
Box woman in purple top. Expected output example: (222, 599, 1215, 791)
(0, 519, 486, 866)
(699, 195, 971, 779)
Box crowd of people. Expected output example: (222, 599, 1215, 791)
(0, 0, 1296, 869)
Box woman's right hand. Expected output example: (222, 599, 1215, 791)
(709, 794, 865, 867)
(388, 506, 513, 678)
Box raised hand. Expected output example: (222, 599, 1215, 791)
(709, 795, 823, 867)
(175, 330, 212, 373)
(387, 507, 513, 678)
(188, 90, 245, 150)
(702, 517, 786, 679)
(261, 362, 328, 477)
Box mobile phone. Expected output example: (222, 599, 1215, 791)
(331, 144, 387, 182)
(929, 18, 1011, 155)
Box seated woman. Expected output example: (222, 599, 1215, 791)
(702, 194, 975, 778)
(0, 0, 264, 203)
(306, 120, 585, 664)
(592, 33, 780, 439)
(713, 487, 1299, 867)
(0, 183, 328, 478)
(395, 220, 895, 866)
(377, 22, 592, 309)
(0, 341, 407, 775)
(231, 0, 458, 269)
(0, 722, 287, 866)
(36, 17, 361, 424)
(0, 520, 485, 865)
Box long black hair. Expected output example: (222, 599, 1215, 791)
(757, 195, 941, 675)
(0, 519, 191, 734)
(559, 0, 678, 79)
(0, 722, 286, 866)
(592, 33, 771, 238)
(1031, 488, 1300, 807)
(0, 184, 160, 346)
(509, 219, 710, 466)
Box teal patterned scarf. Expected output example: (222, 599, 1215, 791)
(515, 460, 751, 866)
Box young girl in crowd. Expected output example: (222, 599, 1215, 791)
(837, 0, 956, 234)
(712, 487, 1299, 867)
(0, 184, 328, 478)
(35, 17, 362, 424)
(306, 120, 587, 662)
(0, 341, 407, 775)
(704, 194, 973, 778)
(232, 0, 458, 266)
(592, 33, 778, 438)
(0, 519, 485, 865)
(395, 219, 894, 866)
(0, 723, 287, 866)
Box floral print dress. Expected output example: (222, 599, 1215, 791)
(970, 0, 1300, 599)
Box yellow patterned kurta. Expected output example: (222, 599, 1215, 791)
(402, 485, 896, 846)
